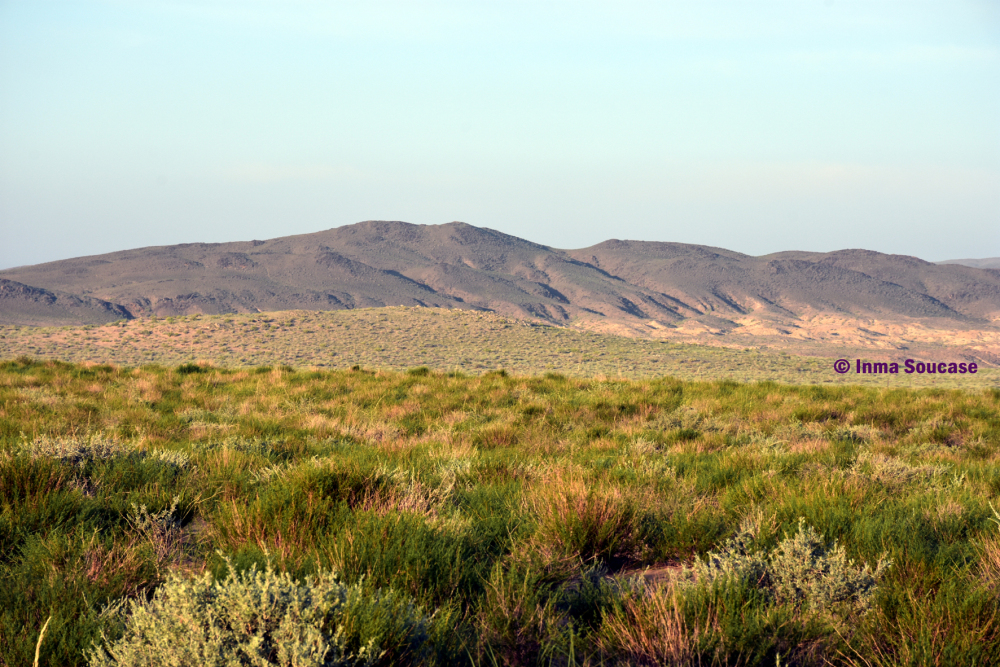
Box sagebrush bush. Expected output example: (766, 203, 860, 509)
(849, 451, 946, 489)
(21, 433, 139, 466)
(87, 561, 431, 667)
(690, 525, 768, 589)
(125, 496, 185, 571)
(18, 432, 191, 471)
(692, 519, 890, 616)
(768, 520, 891, 613)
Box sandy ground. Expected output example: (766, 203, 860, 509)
(574, 312, 1000, 366)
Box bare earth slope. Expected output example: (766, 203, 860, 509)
(2, 220, 999, 362)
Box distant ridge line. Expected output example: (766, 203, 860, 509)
(1, 220, 998, 331)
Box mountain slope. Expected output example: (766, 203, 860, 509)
(2, 222, 999, 343)
(568, 242, 1000, 321)
(938, 258, 1000, 270)
(0, 279, 133, 326)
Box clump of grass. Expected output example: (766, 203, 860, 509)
(475, 560, 568, 666)
(528, 474, 643, 567)
(596, 583, 717, 667)
(88, 560, 431, 667)
(976, 503, 1000, 587)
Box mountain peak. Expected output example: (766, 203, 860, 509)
(1, 221, 998, 334)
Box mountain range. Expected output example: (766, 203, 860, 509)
(2, 221, 999, 361)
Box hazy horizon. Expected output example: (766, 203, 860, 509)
(2, 1, 998, 270)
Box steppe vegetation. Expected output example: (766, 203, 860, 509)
(2, 356, 1000, 665)
(0, 308, 996, 388)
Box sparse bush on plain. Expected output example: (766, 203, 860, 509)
(691, 519, 891, 616)
(87, 561, 431, 667)
(4, 308, 996, 387)
(20, 433, 139, 466)
(849, 450, 947, 488)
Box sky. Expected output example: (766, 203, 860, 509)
(1, 0, 998, 270)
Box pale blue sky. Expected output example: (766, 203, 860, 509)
(1, 1, 998, 270)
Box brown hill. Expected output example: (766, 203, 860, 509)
(0, 222, 687, 324)
(570, 242, 1000, 321)
(0, 279, 133, 326)
(1, 221, 999, 361)
(938, 258, 1000, 270)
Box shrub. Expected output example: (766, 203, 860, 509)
(126, 496, 184, 571)
(849, 451, 946, 489)
(768, 520, 890, 614)
(87, 561, 431, 667)
(691, 519, 890, 616)
(21, 433, 139, 466)
(690, 525, 768, 589)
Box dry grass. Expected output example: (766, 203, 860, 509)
(597, 584, 717, 667)
(528, 473, 643, 567)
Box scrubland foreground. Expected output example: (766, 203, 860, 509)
(2, 358, 1000, 666)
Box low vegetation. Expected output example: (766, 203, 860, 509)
(0, 308, 996, 387)
(2, 356, 999, 665)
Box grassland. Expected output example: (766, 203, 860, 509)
(0, 308, 996, 388)
(2, 357, 1000, 665)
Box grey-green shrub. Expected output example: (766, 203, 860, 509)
(768, 520, 891, 613)
(849, 451, 946, 489)
(21, 432, 139, 466)
(87, 561, 431, 667)
(20, 432, 190, 469)
(691, 519, 890, 615)
(690, 525, 769, 589)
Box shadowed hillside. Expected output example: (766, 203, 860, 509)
(0, 222, 689, 325)
(570, 242, 999, 321)
(0, 278, 133, 326)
